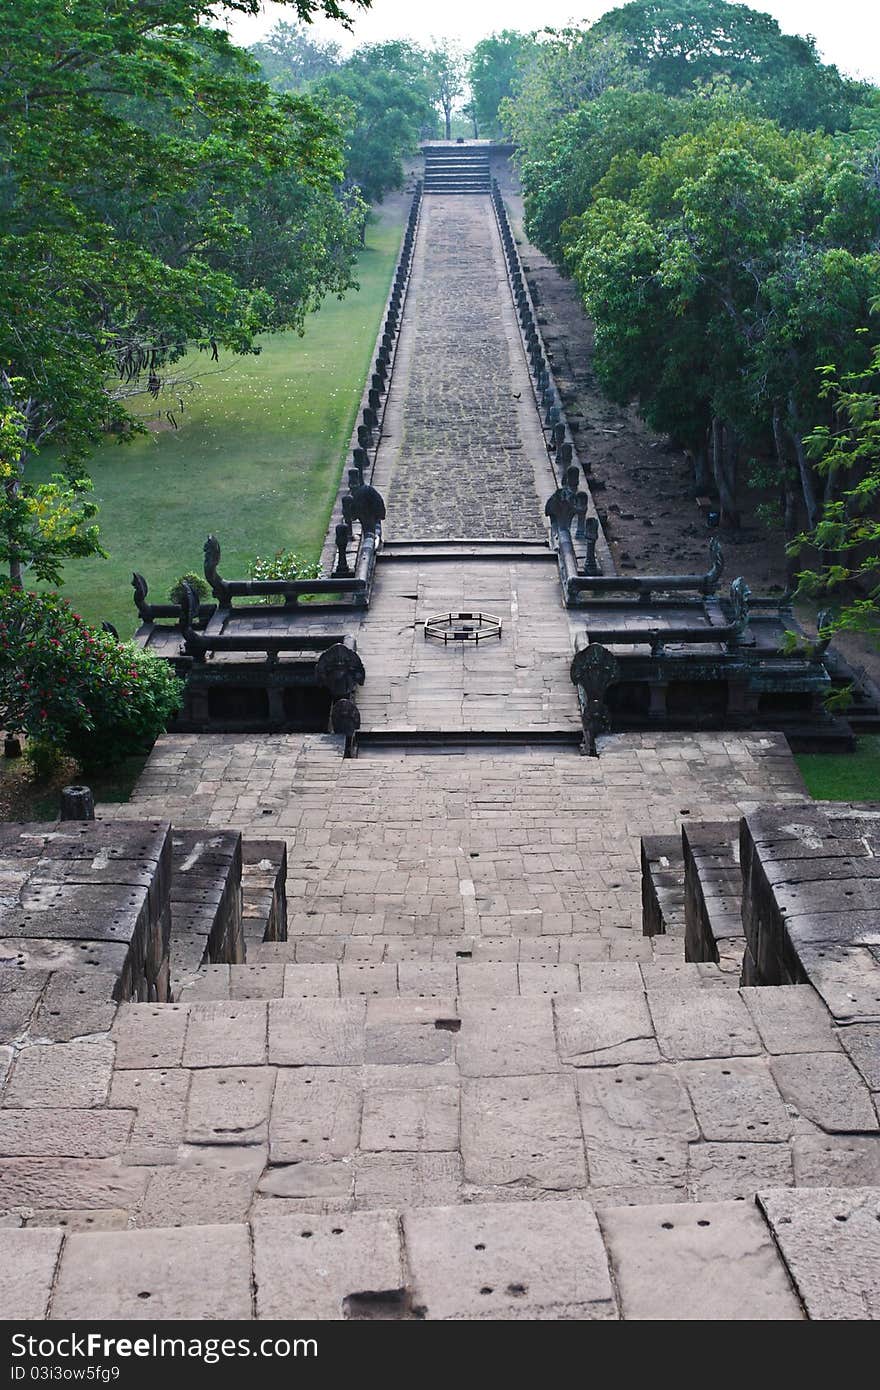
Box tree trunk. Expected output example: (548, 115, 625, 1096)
(772, 403, 798, 536)
(444, 106, 452, 141)
(711, 417, 740, 529)
(688, 443, 711, 494)
(787, 395, 821, 531)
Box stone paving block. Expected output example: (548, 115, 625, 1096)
(771, 1052, 879, 1133)
(791, 1134, 880, 1188)
(396, 962, 457, 996)
(366, 997, 459, 1066)
(598, 1199, 803, 1320)
(554, 992, 660, 1067)
(178, 964, 230, 1000)
(456, 962, 518, 997)
(648, 989, 762, 1060)
(182, 1001, 267, 1067)
(741, 985, 839, 1055)
(577, 1064, 697, 1188)
(136, 1164, 257, 1228)
(0, 1159, 150, 1215)
(52, 1225, 253, 1320)
(688, 1142, 793, 1200)
(185, 1066, 276, 1146)
(835, 1024, 880, 1092)
(270, 1068, 361, 1163)
(26, 1210, 129, 1232)
(229, 964, 285, 1000)
(518, 963, 580, 996)
(354, 1153, 462, 1210)
(681, 1058, 792, 1142)
(461, 1075, 586, 1192)
(457, 997, 557, 1075)
(2, 1040, 114, 1108)
(269, 999, 366, 1066)
(339, 964, 399, 998)
(361, 1083, 459, 1153)
(577, 962, 643, 990)
(110, 1068, 190, 1162)
(257, 1161, 354, 1210)
(0, 970, 47, 1039)
(34, 970, 118, 1041)
(112, 1004, 188, 1069)
(404, 1201, 617, 1320)
(758, 1187, 880, 1319)
(0, 1108, 133, 1159)
(282, 964, 340, 998)
(0, 1228, 63, 1319)
(253, 1211, 403, 1320)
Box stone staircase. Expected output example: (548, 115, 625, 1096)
(423, 144, 491, 194)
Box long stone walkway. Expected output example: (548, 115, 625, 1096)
(2, 179, 879, 1322)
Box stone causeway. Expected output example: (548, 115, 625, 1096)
(2, 166, 880, 1322)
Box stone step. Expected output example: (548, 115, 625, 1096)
(18, 1190, 880, 1319)
(641, 834, 687, 938)
(169, 829, 243, 987)
(243, 933, 674, 965)
(682, 821, 745, 976)
(241, 837, 287, 945)
(179, 956, 735, 1002)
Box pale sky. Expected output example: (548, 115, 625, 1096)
(222, 1, 880, 84)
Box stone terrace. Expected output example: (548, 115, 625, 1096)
(2, 185, 880, 1320)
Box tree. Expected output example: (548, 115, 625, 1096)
(468, 31, 537, 139)
(249, 20, 342, 92)
(427, 43, 465, 141)
(0, 0, 369, 584)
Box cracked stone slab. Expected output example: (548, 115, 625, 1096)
(554, 992, 660, 1067)
(52, 1224, 253, 1320)
(598, 1198, 803, 1320)
(404, 1201, 617, 1320)
(2, 1040, 115, 1108)
(185, 1066, 276, 1146)
(835, 1024, 880, 1092)
(741, 985, 839, 1055)
(758, 1187, 880, 1319)
(461, 1075, 586, 1192)
(270, 1068, 361, 1163)
(647, 989, 761, 1060)
(681, 1058, 792, 1142)
(253, 1211, 403, 1319)
(0, 1227, 63, 1319)
(110, 1068, 191, 1162)
(687, 1141, 793, 1200)
(770, 1052, 879, 1133)
(577, 1064, 697, 1188)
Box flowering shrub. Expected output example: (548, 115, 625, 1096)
(246, 549, 321, 603)
(0, 585, 183, 769)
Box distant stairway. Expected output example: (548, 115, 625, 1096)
(423, 144, 490, 194)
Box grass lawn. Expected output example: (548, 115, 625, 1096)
(796, 736, 880, 801)
(30, 207, 404, 635)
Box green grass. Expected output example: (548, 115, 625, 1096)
(30, 210, 404, 635)
(796, 736, 880, 801)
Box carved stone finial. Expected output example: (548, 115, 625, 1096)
(729, 576, 752, 637)
(570, 643, 619, 754)
(545, 488, 576, 532)
(204, 535, 221, 585)
(315, 643, 366, 699)
(333, 523, 352, 579)
(132, 572, 151, 621)
(581, 515, 601, 576)
(574, 491, 589, 540)
(330, 698, 361, 735)
(706, 536, 724, 587)
(349, 484, 386, 531)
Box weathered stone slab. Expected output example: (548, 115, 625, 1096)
(687, 1141, 793, 1200)
(136, 1165, 257, 1228)
(33, 970, 118, 1041)
(577, 962, 643, 991)
(282, 964, 340, 998)
(791, 1134, 880, 1188)
(270, 1068, 361, 1163)
(648, 989, 761, 1060)
(598, 1198, 803, 1320)
(366, 997, 459, 1066)
(182, 1001, 267, 1067)
(578, 1064, 696, 1188)
(0, 970, 48, 1038)
(339, 963, 399, 997)
(395, 962, 457, 996)
(26, 1209, 128, 1232)
(257, 1161, 353, 1208)
(681, 1058, 791, 1142)
(110, 1068, 191, 1162)
(461, 1075, 586, 1192)
(355, 1153, 462, 1209)
(797, 945, 880, 1024)
(740, 985, 839, 1054)
(112, 1004, 188, 1069)
(404, 1201, 617, 1320)
(185, 1066, 276, 1146)
(0, 1228, 63, 1319)
(2, 1040, 114, 1108)
(361, 1084, 459, 1152)
(835, 1023, 880, 1091)
(770, 1053, 879, 1133)
(455, 962, 518, 997)
(554, 992, 660, 1067)
(518, 963, 580, 996)
(269, 999, 366, 1066)
(253, 1211, 402, 1320)
(758, 1187, 880, 1319)
(52, 1225, 253, 1320)
(228, 964, 284, 1000)
(0, 1108, 133, 1159)
(457, 998, 557, 1075)
(0, 1159, 150, 1214)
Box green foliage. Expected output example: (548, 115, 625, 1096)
(247, 549, 322, 603)
(169, 573, 209, 607)
(1, 0, 369, 585)
(468, 32, 537, 138)
(0, 585, 183, 768)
